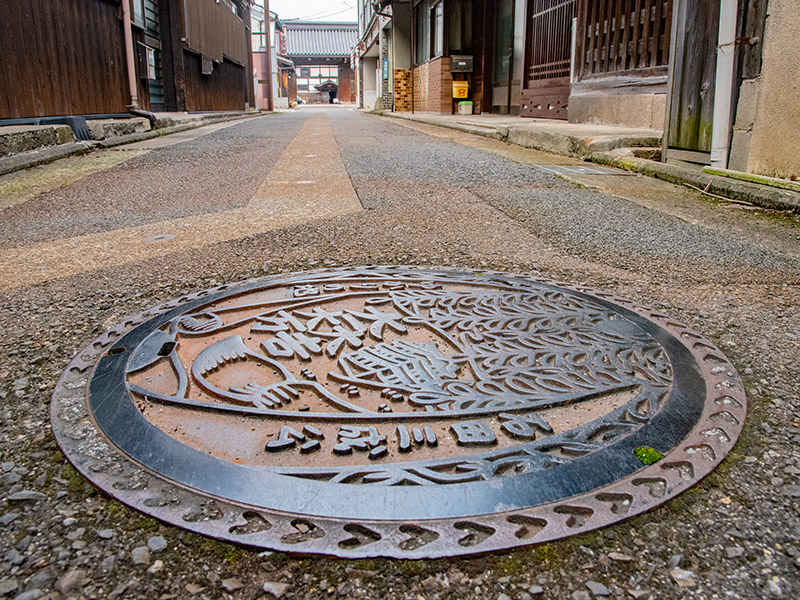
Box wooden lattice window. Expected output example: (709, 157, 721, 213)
(526, 0, 577, 82)
(576, 0, 673, 79)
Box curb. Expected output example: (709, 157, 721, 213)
(0, 112, 264, 177)
(0, 142, 95, 177)
(370, 110, 800, 214)
(371, 110, 661, 158)
(590, 151, 800, 213)
(371, 110, 508, 141)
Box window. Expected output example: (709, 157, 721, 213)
(414, 2, 430, 64)
(131, 0, 145, 28)
(296, 64, 340, 98)
(252, 17, 267, 51)
(448, 0, 473, 54)
(414, 1, 445, 64)
(145, 47, 156, 79)
(432, 2, 444, 58)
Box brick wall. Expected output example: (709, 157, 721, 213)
(393, 69, 412, 111)
(411, 57, 452, 113)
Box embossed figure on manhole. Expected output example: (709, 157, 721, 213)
(51, 268, 746, 558)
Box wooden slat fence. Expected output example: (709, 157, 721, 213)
(576, 0, 672, 79)
(183, 0, 248, 66)
(0, 0, 129, 119)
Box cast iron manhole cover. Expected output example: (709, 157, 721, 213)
(52, 267, 745, 558)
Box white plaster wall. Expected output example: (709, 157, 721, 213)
(744, 0, 800, 178)
(362, 56, 378, 109)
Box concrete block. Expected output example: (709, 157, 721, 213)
(0, 125, 75, 157)
(728, 129, 752, 173)
(583, 135, 663, 154)
(651, 94, 667, 130)
(733, 78, 760, 130)
(87, 118, 150, 141)
(592, 151, 800, 212)
(507, 128, 662, 159)
(506, 128, 575, 156)
(0, 141, 93, 176)
(569, 94, 665, 130)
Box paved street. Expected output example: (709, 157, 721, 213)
(1, 106, 799, 599)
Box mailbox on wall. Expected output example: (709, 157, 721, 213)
(450, 55, 474, 73)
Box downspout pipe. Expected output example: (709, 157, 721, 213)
(710, 0, 738, 168)
(121, 0, 157, 124)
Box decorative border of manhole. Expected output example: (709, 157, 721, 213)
(51, 267, 746, 558)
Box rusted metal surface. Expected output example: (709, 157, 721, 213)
(51, 267, 746, 558)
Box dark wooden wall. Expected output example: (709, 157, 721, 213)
(180, 0, 252, 111)
(473, 0, 491, 114)
(0, 0, 129, 118)
(183, 0, 249, 66)
(183, 53, 247, 111)
(0, 0, 253, 118)
(338, 64, 355, 103)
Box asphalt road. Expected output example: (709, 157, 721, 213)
(1, 106, 798, 600)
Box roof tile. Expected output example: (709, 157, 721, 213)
(284, 21, 358, 57)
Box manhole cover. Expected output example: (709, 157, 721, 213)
(52, 267, 745, 558)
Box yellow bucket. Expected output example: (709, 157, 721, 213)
(452, 81, 469, 99)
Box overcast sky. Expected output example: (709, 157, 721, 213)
(260, 0, 358, 23)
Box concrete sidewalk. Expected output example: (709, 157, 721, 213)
(374, 110, 663, 158)
(0, 110, 263, 176)
(373, 109, 800, 213)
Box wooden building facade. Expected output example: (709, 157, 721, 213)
(568, 0, 673, 128)
(0, 0, 255, 120)
(361, 0, 579, 116)
(283, 22, 357, 105)
(363, 0, 674, 123)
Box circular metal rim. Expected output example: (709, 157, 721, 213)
(51, 266, 747, 558)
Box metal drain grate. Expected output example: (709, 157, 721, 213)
(534, 164, 630, 175)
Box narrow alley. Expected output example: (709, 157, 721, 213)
(1, 106, 798, 599)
